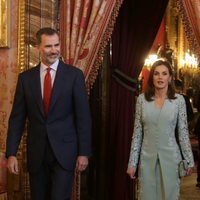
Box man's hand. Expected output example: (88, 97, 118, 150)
(76, 156, 88, 172)
(7, 156, 19, 175)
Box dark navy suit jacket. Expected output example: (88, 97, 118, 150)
(6, 60, 92, 173)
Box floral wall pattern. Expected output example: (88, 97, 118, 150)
(0, 1, 18, 153)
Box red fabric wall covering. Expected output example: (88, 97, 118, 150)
(150, 17, 166, 53)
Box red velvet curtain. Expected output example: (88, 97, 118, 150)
(109, 0, 169, 199)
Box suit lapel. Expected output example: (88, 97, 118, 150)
(49, 61, 65, 113)
(31, 65, 44, 115)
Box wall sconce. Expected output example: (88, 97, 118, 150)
(178, 50, 199, 91)
(180, 50, 198, 69)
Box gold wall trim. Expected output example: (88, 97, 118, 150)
(18, 0, 25, 72)
(0, 0, 10, 47)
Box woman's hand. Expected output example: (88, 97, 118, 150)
(127, 167, 136, 179)
(186, 167, 193, 176)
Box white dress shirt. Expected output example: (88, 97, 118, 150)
(40, 59, 59, 98)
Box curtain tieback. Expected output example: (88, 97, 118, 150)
(112, 69, 137, 93)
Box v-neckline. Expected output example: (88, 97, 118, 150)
(153, 98, 166, 109)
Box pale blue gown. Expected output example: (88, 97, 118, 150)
(128, 93, 194, 200)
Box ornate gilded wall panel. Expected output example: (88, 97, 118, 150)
(0, 0, 10, 47)
(25, 0, 60, 69)
(166, 0, 178, 53)
(18, 0, 26, 72)
(165, 0, 189, 78)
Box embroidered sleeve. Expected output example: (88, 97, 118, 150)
(128, 95, 143, 168)
(178, 95, 194, 168)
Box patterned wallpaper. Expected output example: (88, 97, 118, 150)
(0, 1, 18, 152)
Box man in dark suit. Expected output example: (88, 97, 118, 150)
(174, 79, 194, 122)
(6, 27, 91, 200)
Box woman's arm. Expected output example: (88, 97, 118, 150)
(128, 95, 143, 169)
(177, 95, 194, 168)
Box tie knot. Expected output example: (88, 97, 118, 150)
(46, 67, 51, 73)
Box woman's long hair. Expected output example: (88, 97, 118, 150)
(144, 59, 176, 101)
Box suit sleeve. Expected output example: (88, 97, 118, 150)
(73, 69, 92, 156)
(6, 74, 27, 157)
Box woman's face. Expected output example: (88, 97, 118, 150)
(153, 64, 171, 90)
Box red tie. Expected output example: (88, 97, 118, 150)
(43, 67, 52, 116)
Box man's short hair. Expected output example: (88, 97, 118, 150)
(36, 27, 59, 44)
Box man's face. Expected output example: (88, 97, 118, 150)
(38, 33, 60, 66)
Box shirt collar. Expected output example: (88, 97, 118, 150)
(40, 59, 59, 72)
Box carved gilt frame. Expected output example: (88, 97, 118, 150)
(0, 0, 10, 47)
(18, 0, 26, 72)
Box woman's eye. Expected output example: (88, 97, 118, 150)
(154, 72, 159, 75)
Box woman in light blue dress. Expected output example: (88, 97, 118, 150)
(127, 60, 194, 200)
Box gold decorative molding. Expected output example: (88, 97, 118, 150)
(165, 0, 190, 78)
(0, 0, 10, 47)
(17, 0, 25, 72)
(177, 16, 189, 74)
